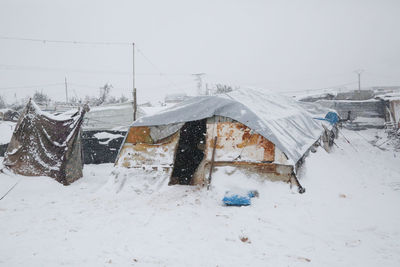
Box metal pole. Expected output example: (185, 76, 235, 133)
(132, 42, 137, 121)
(64, 76, 68, 103)
(355, 69, 363, 92)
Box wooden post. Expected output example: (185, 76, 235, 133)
(132, 42, 137, 121)
(207, 136, 218, 190)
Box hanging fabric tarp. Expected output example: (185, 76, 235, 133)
(2, 100, 89, 185)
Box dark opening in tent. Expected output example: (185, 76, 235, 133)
(170, 119, 206, 185)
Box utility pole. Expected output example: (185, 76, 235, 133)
(64, 76, 69, 103)
(355, 69, 363, 92)
(132, 42, 137, 121)
(192, 73, 205, 95)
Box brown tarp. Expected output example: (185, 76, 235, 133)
(3, 100, 89, 185)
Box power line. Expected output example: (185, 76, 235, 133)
(136, 48, 180, 89)
(0, 64, 130, 75)
(0, 35, 190, 92)
(0, 64, 192, 76)
(0, 36, 130, 46)
(0, 82, 64, 90)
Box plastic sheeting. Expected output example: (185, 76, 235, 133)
(3, 100, 88, 185)
(133, 88, 323, 165)
(149, 123, 184, 143)
(298, 101, 340, 128)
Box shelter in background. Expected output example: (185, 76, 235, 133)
(66, 102, 145, 164)
(81, 102, 144, 132)
(0, 108, 19, 122)
(115, 89, 324, 192)
(298, 89, 386, 130)
(164, 93, 191, 105)
(3, 100, 89, 185)
(298, 101, 340, 151)
(376, 93, 400, 129)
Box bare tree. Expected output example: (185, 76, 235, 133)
(118, 94, 128, 103)
(0, 94, 6, 108)
(107, 96, 118, 104)
(215, 84, 233, 94)
(98, 83, 113, 105)
(33, 90, 50, 104)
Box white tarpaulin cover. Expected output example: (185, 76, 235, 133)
(63, 102, 145, 131)
(133, 88, 323, 164)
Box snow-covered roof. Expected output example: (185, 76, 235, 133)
(64, 102, 145, 131)
(133, 88, 323, 164)
(376, 93, 400, 101)
(297, 101, 336, 118)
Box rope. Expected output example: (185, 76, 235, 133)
(339, 131, 358, 152)
(0, 177, 22, 201)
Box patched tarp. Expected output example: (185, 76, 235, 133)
(297, 101, 340, 128)
(3, 100, 89, 185)
(133, 88, 323, 164)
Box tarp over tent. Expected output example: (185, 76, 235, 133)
(80, 102, 145, 131)
(132, 88, 323, 165)
(3, 100, 89, 185)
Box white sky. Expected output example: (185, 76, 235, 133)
(0, 0, 399, 104)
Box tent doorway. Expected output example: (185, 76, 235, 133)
(170, 119, 207, 185)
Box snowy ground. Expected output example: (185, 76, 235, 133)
(0, 121, 15, 145)
(0, 129, 399, 266)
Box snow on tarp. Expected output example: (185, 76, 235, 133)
(82, 102, 144, 131)
(297, 101, 340, 129)
(133, 88, 323, 165)
(2, 99, 89, 185)
(63, 102, 145, 131)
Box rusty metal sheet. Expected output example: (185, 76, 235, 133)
(206, 122, 275, 162)
(125, 126, 153, 144)
(116, 132, 179, 168)
(203, 163, 293, 183)
(213, 161, 277, 172)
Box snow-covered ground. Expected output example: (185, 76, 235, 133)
(0, 129, 399, 266)
(0, 121, 15, 145)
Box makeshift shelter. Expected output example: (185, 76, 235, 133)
(297, 101, 340, 151)
(62, 102, 145, 164)
(376, 93, 400, 129)
(2, 100, 89, 185)
(115, 89, 324, 191)
(80, 102, 145, 132)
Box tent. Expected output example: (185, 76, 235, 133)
(115, 88, 324, 191)
(2, 100, 89, 185)
(297, 101, 340, 151)
(79, 102, 145, 132)
(62, 102, 145, 164)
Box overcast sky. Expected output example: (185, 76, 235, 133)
(0, 0, 399, 104)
